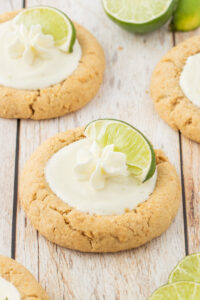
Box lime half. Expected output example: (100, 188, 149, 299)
(85, 119, 156, 182)
(14, 6, 76, 52)
(169, 253, 200, 284)
(102, 0, 178, 34)
(149, 281, 200, 300)
(170, 0, 200, 31)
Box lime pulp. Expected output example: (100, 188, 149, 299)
(169, 253, 200, 284)
(149, 281, 200, 300)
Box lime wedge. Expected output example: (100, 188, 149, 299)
(171, 0, 200, 31)
(102, 0, 178, 34)
(168, 253, 200, 284)
(85, 119, 156, 182)
(149, 281, 200, 300)
(14, 6, 76, 52)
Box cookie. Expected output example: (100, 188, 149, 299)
(150, 36, 200, 143)
(20, 127, 181, 253)
(0, 256, 49, 299)
(0, 11, 105, 120)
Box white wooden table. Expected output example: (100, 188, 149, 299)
(0, 1, 199, 299)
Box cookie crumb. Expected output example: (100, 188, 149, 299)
(118, 46, 124, 51)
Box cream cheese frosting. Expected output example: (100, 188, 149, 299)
(75, 142, 129, 190)
(45, 138, 157, 215)
(0, 276, 20, 300)
(8, 24, 55, 65)
(0, 20, 81, 90)
(180, 53, 200, 108)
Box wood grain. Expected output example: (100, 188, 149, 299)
(10, 0, 186, 299)
(175, 28, 200, 254)
(0, 0, 22, 257)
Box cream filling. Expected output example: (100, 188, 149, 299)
(180, 53, 200, 107)
(0, 21, 82, 90)
(45, 138, 157, 215)
(0, 276, 20, 300)
(75, 142, 129, 190)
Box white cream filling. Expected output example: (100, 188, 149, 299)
(45, 138, 157, 215)
(0, 276, 20, 300)
(75, 142, 129, 190)
(180, 53, 200, 107)
(0, 21, 82, 90)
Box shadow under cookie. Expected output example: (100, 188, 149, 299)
(20, 128, 181, 253)
(0, 256, 49, 299)
(151, 36, 200, 143)
(0, 11, 105, 120)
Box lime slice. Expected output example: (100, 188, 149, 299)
(149, 281, 200, 300)
(14, 6, 76, 52)
(85, 119, 156, 182)
(102, 0, 178, 34)
(168, 253, 200, 284)
(171, 0, 200, 31)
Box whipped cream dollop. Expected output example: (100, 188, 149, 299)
(45, 138, 157, 215)
(180, 53, 200, 107)
(75, 142, 129, 190)
(0, 20, 81, 90)
(8, 24, 54, 65)
(0, 276, 21, 300)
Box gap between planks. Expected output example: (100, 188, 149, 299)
(11, 120, 20, 259)
(172, 31, 188, 256)
(11, 0, 25, 259)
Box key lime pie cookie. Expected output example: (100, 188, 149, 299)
(0, 256, 49, 299)
(20, 119, 181, 253)
(151, 36, 200, 143)
(0, 7, 105, 120)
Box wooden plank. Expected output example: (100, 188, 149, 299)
(0, 0, 22, 257)
(175, 28, 200, 254)
(16, 1, 186, 299)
